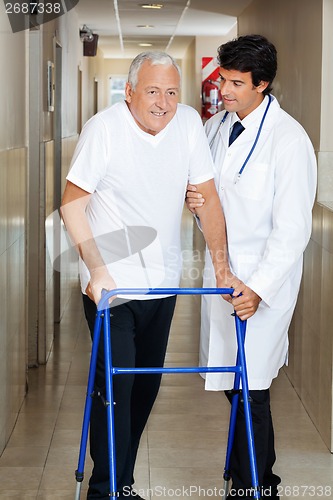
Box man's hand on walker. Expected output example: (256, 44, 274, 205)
(86, 267, 118, 305)
(231, 285, 261, 320)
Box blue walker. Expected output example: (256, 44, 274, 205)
(74, 288, 260, 499)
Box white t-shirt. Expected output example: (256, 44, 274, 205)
(67, 101, 214, 298)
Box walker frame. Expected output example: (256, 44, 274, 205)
(74, 288, 260, 500)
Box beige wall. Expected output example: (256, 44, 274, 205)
(0, 3, 97, 452)
(27, 15, 82, 365)
(318, 0, 333, 206)
(181, 39, 196, 109)
(58, 8, 82, 137)
(320, 0, 333, 152)
(0, 12, 27, 453)
(288, 202, 333, 451)
(239, 0, 333, 451)
(238, 0, 321, 149)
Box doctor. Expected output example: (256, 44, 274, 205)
(186, 35, 317, 499)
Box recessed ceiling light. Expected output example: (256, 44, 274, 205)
(139, 43, 153, 47)
(137, 25, 155, 28)
(140, 3, 164, 8)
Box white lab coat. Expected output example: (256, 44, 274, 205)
(200, 95, 317, 391)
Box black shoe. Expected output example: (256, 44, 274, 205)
(118, 488, 145, 499)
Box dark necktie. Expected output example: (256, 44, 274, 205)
(229, 121, 245, 146)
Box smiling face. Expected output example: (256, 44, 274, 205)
(219, 68, 269, 120)
(125, 60, 180, 136)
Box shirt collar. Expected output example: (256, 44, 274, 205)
(230, 94, 273, 129)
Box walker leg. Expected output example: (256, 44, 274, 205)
(74, 481, 82, 500)
(103, 309, 118, 499)
(235, 316, 260, 499)
(222, 365, 241, 500)
(74, 311, 103, 499)
(222, 478, 229, 500)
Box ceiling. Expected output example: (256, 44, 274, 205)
(75, 0, 253, 59)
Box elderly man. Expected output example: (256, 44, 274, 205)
(61, 51, 244, 500)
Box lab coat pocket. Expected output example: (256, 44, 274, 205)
(235, 162, 269, 201)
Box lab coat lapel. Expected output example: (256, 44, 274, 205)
(221, 98, 278, 178)
(220, 114, 254, 177)
(219, 113, 231, 150)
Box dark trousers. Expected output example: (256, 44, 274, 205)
(226, 389, 281, 499)
(83, 294, 177, 500)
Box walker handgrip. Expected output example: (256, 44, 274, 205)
(99, 287, 234, 310)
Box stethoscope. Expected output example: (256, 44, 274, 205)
(209, 94, 273, 184)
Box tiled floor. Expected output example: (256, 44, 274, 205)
(0, 211, 332, 499)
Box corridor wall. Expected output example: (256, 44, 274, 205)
(0, 11, 27, 453)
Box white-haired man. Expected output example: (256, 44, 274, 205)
(61, 51, 246, 500)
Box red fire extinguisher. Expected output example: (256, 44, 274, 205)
(201, 79, 221, 121)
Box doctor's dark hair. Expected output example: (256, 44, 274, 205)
(217, 35, 277, 95)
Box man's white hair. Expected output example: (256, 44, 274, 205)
(128, 51, 181, 90)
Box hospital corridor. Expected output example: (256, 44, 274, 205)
(1, 0, 333, 499)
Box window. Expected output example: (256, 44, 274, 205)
(109, 75, 127, 106)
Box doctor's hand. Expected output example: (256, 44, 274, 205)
(85, 266, 118, 306)
(185, 184, 205, 214)
(230, 285, 261, 321)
